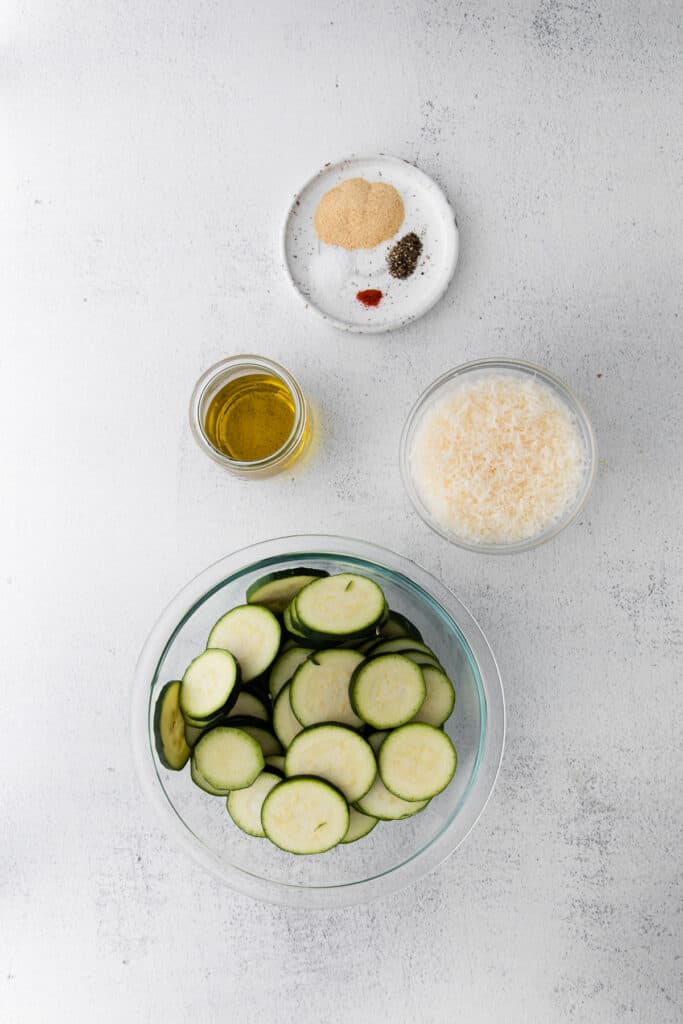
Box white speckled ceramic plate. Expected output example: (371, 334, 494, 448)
(282, 155, 459, 334)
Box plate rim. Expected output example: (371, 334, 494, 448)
(281, 154, 460, 335)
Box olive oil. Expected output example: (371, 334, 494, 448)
(204, 373, 296, 462)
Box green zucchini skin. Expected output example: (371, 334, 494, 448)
(261, 776, 350, 855)
(226, 690, 270, 723)
(226, 770, 282, 837)
(225, 717, 283, 757)
(341, 807, 379, 844)
(190, 759, 229, 796)
(206, 605, 282, 683)
(292, 574, 387, 640)
(179, 649, 241, 723)
(349, 655, 426, 730)
(154, 681, 191, 771)
(378, 723, 457, 801)
(166, 570, 459, 854)
(246, 568, 329, 614)
(192, 726, 264, 791)
(379, 611, 424, 643)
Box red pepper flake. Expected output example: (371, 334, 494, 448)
(356, 289, 383, 308)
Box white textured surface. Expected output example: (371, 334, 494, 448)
(2, 1, 682, 1021)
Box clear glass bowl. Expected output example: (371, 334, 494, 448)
(400, 358, 597, 554)
(131, 535, 505, 908)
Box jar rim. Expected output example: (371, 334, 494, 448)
(189, 355, 307, 471)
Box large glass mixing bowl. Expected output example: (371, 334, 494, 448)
(131, 536, 505, 908)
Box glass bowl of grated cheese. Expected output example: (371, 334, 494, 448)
(400, 358, 597, 554)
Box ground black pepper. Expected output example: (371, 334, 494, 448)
(387, 232, 423, 279)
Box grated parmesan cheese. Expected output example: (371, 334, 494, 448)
(410, 374, 586, 545)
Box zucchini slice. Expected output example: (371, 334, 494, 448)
(153, 681, 191, 770)
(367, 730, 389, 754)
(341, 807, 378, 844)
(354, 776, 430, 821)
(192, 726, 264, 791)
(226, 690, 270, 723)
(246, 568, 329, 614)
(409, 667, 455, 727)
(379, 723, 457, 801)
(293, 573, 386, 638)
(272, 682, 304, 749)
(399, 651, 445, 672)
(350, 654, 426, 729)
(179, 649, 239, 722)
(184, 720, 211, 748)
(289, 649, 365, 729)
(379, 611, 423, 643)
(285, 724, 376, 803)
(190, 759, 230, 796)
(265, 754, 286, 776)
(261, 777, 350, 855)
(283, 606, 310, 641)
(207, 605, 281, 682)
(226, 770, 282, 837)
(367, 638, 438, 659)
(268, 646, 313, 699)
(357, 637, 383, 654)
(227, 717, 283, 757)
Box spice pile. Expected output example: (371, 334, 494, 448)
(313, 176, 424, 310)
(388, 232, 423, 279)
(314, 178, 404, 250)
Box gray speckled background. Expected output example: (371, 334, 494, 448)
(2, 1, 681, 1021)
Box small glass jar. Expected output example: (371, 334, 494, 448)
(189, 355, 310, 477)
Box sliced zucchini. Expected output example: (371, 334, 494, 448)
(184, 720, 211, 747)
(354, 775, 430, 821)
(243, 674, 270, 701)
(367, 638, 437, 659)
(409, 667, 455, 727)
(265, 754, 286, 776)
(350, 654, 426, 729)
(379, 723, 457, 801)
(226, 770, 282, 837)
(367, 730, 389, 754)
(341, 807, 378, 844)
(268, 646, 313, 699)
(190, 759, 230, 796)
(261, 777, 349, 855)
(226, 690, 270, 723)
(247, 568, 329, 614)
(272, 682, 304, 749)
(153, 681, 191, 770)
(293, 573, 386, 638)
(192, 726, 264, 791)
(285, 725, 376, 803)
(357, 636, 383, 654)
(207, 605, 281, 682)
(399, 651, 444, 672)
(227, 717, 283, 757)
(179, 649, 239, 722)
(289, 649, 365, 729)
(283, 606, 310, 641)
(379, 611, 423, 643)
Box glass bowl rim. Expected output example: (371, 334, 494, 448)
(189, 354, 307, 471)
(400, 357, 598, 555)
(130, 534, 505, 908)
